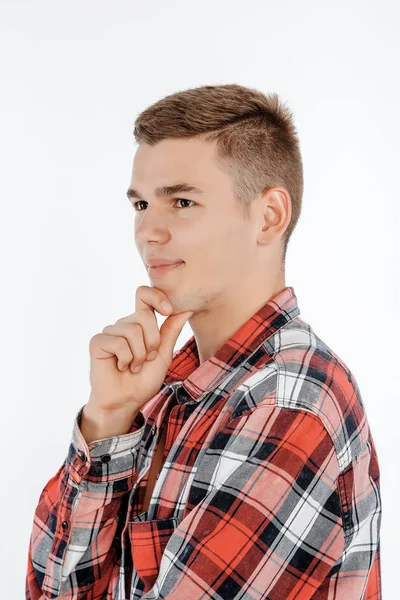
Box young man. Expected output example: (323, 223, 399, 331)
(26, 84, 382, 599)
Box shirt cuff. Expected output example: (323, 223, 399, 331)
(66, 404, 146, 484)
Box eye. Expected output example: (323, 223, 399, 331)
(132, 198, 196, 211)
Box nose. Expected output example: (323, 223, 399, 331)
(134, 205, 172, 245)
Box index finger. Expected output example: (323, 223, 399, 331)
(135, 285, 173, 316)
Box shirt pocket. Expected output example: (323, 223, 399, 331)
(128, 512, 178, 593)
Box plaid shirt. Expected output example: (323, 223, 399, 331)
(26, 286, 382, 599)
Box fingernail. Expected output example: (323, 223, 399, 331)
(147, 350, 158, 360)
(161, 301, 172, 312)
(133, 364, 143, 373)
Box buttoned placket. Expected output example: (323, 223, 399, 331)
(117, 386, 182, 572)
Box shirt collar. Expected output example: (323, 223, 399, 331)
(164, 285, 300, 403)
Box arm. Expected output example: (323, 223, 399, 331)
(141, 405, 381, 600)
(25, 404, 146, 599)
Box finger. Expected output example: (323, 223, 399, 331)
(159, 311, 194, 360)
(115, 309, 161, 359)
(90, 333, 136, 371)
(101, 323, 147, 371)
(135, 285, 173, 316)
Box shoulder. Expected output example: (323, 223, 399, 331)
(233, 316, 369, 471)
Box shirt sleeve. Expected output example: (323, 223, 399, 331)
(25, 404, 146, 599)
(141, 405, 381, 600)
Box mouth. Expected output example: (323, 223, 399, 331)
(147, 262, 184, 276)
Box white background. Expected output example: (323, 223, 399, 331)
(1, 1, 398, 596)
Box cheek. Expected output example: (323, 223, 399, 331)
(219, 220, 250, 252)
(175, 219, 215, 249)
(177, 217, 251, 267)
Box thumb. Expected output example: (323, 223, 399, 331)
(159, 311, 194, 360)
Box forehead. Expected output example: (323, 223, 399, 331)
(130, 138, 227, 190)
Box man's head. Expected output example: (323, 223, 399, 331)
(128, 83, 303, 316)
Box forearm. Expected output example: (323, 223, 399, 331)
(26, 404, 146, 598)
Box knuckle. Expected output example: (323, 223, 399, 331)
(115, 313, 135, 324)
(132, 346, 146, 363)
(135, 285, 147, 298)
(89, 333, 101, 347)
(114, 315, 133, 325)
(147, 336, 161, 351)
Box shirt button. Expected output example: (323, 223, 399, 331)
(61, 521, 68, 531)
(151, 424, 157, 436)
(101, 454, 111, 463)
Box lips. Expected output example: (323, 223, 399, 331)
(147, 261, 183, 267)
(147, 262, 184, 276)
(146, 257, 184, 267)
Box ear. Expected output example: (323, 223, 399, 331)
(257, 186, 292, 246)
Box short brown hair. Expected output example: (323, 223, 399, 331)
(133, 83, 303, 263)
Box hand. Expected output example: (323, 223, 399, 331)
(88, 285, 194, 416)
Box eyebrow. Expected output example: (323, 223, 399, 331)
(126, 183, 204, 201)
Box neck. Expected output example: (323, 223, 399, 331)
(190, 271, 286, 365)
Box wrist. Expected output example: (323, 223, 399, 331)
(81, 401, 141, 444)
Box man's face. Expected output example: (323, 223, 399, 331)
(129, 137, 259, 315)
